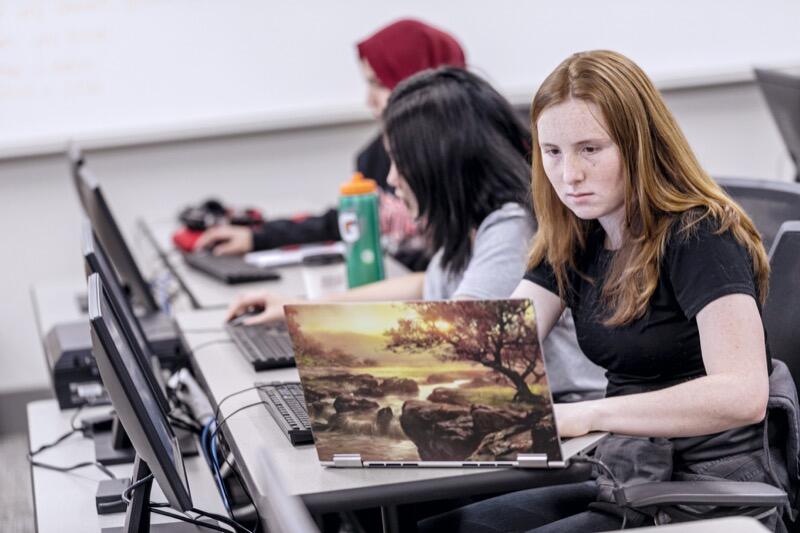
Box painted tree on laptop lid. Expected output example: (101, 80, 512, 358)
(285, 299, 560, 463)
(385, 299, 544, 404)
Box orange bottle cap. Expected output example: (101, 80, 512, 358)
(340, 172, 377, 195)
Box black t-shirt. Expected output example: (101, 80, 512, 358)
(526, 215, 770, 461)
(526, 216, 770, 396)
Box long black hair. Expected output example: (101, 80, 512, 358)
(383, 67, 532, 274)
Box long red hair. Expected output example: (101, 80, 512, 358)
(528, 50, 769, 326)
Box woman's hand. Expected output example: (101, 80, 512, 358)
(195, 225, 254, 256)
(553, 402, 594, 438)
(225, 291, 300, 326)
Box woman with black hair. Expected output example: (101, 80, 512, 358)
(226, 66, 606, 403)
(226, 66, 534, 316)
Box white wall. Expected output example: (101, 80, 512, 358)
(2, 0, 800, 157)
(0, 121, 378, 393)
(1, 79, 795, 394)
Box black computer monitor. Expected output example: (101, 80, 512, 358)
(88, 273, 192, 531)
(82, 221, 170, 415)
(755, 68, 800, 182)
(73, 160, 160, 313)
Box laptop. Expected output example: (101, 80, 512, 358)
(283, 299, 606, 468)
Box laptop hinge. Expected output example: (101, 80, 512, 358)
(333, 454, 363, 467)
(516, 453, 549, 468)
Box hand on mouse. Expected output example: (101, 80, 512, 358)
(225, 291, 301, 326)
(194, 225, 254, 256)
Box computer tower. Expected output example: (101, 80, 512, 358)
(43, 320, 109, 409)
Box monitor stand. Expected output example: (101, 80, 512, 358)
(95, 416, 197, 466)
(101, 456, 215, 532)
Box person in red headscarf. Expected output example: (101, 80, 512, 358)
(195, 19, 466, 272)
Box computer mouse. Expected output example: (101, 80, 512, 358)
(228, 306, 265, 326)
(201, 237, 230, 253)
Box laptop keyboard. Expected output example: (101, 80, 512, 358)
(226, 322, 295, 371)
(256, 382, 313, 445)
(183, 252, 281, 284)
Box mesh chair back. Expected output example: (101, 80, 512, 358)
(717, 178, 800, 251)
(764, 221, 800, 385)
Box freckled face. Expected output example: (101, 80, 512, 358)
(537, 98, 626, 229)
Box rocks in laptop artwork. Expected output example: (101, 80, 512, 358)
(284, 301, 562, 463)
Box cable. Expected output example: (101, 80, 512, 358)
(148, 507, 234, 533)
(119, 464, 252, 533)
(219, 443, 261, 532)
(572, 455, 629, 529)
(190, 506, 254, 533)
(205, 419, 232, 513)
(205, 401, 269, 532)
(168, 413, 203, 434)
(212, 384, 268, 423)
(69, 405, 86, 431)
(29, 428, 79, 457)
(28, 422, 116, 480)
(121, 473, 155, 504)
(190, 339, 234, 353)
(208, 401, 267, 445)
(182, 327, 228, 334)
(28, 456, 117, 480)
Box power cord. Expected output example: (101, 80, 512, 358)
(207, 399, 269, 531)
(69, 404, 86, 430)
(218, 439, 261, 531)
(208, 401, 267, 445)
(213, 384, 267, 422)
(571, 455, 629, 529)
(120, 473, 254, 533)
(203, 419, 231, 513)
(28, 455, 117, 480)
(181, 327, 228, 334)
(190, 339, 235, 353)
(27, 412, 117, 481)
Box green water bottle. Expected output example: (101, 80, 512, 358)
(338, 172, 385, 288)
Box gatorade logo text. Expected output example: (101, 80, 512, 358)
(338, 211, 361, 243)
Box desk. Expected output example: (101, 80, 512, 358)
(135, 218, 409, 310)
(27, 399, 224, 532)
(177, 308, 591, 524)
(637, 517, 769, 532)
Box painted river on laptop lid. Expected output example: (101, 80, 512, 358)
(284, 299, 562, 464)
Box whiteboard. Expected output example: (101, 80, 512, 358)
(2, 0, 800, 158)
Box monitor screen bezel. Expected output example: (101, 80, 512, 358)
(755, 67, 800, 175)
(73, 163, 160, 313)
(88, 274, 192, 511)
(82, 221, 171, 415)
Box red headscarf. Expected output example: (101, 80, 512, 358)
(356, 19, 466, 90)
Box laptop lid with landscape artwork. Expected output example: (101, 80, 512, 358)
(284, 299, 567, 467)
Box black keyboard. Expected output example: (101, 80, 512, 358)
(183, 252, 281, 284)
(226, 323, 295, 371)
(256, 382, 313, 445)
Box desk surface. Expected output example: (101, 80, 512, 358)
(136, 219, 408, 311)
(177, 308, 591, 514)
(27, 399, 224, 533)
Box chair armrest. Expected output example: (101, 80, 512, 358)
(618, 481, 787, 508)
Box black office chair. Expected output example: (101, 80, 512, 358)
(716, 177, 800, 251)
(764, 221, 800, 381)
(616, 221, 800, 528)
